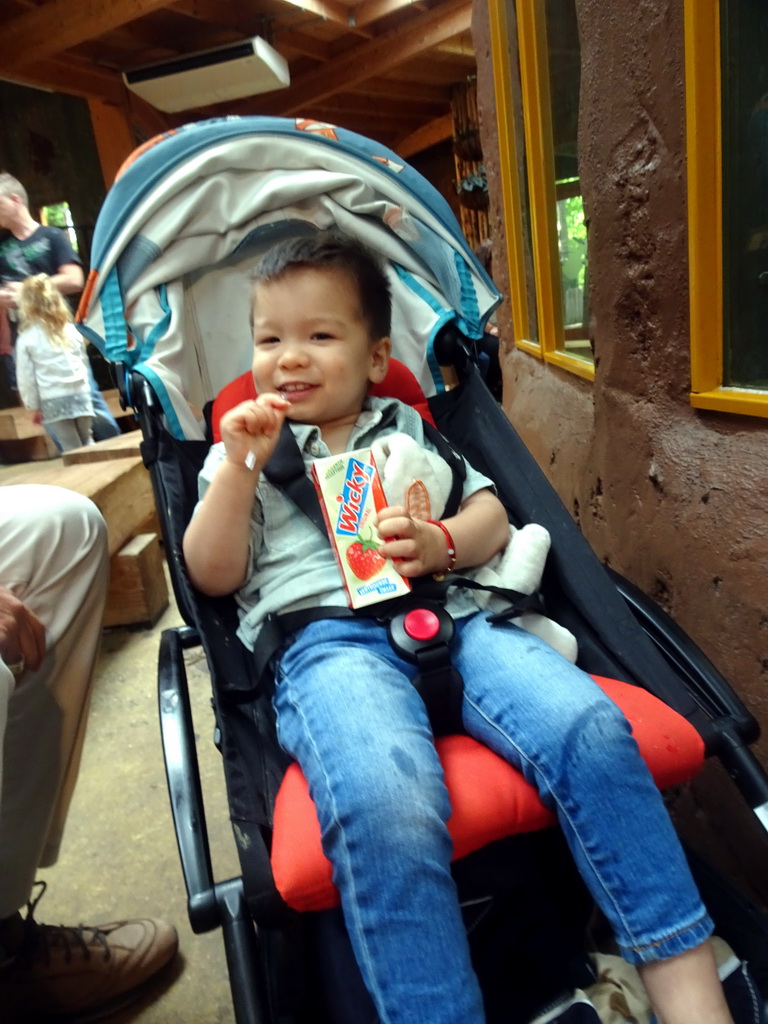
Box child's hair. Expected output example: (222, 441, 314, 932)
(252, 231, 392, 340)
(0, 172, 27, 206)
(18, 274, 75, 348)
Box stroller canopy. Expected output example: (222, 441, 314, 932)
(78, 116, 501, 440)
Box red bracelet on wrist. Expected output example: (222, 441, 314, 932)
(428, 519, 457, 572)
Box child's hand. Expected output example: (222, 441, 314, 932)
(375, 506, 450, 577)
(219, 393, 291, 472)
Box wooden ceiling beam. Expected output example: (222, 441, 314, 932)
(272, 0, 369, 32)
(395, 112, 453, 158)
(274, 28, 334, 62)
(351, 0, 427, 29)
(170, 0, 330, 62)
(170, 0, 274, 39)
(308, 92, 440, 121)
(434, 35, 475, 57)
(387, 54, 475, 85)
(250, 0, 472, 115)
(1, 58, 125, 105)
(0, 0, 174, 70)
(349, 76, 450, 104)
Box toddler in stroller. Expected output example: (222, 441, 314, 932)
(183, 230, 735, 1024)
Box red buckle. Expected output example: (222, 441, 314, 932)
(403, 608, 441, 642)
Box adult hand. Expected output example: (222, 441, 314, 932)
(0, 282, 20, 310)
(0, 586, 46, 678)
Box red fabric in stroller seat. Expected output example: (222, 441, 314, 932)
(210, 364, 706, 913)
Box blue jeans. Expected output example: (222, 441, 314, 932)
(274, 614, 713, 1024)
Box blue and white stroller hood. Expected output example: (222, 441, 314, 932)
(78, 116, 500, 441)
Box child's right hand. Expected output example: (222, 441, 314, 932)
(219, 393, 291, 472)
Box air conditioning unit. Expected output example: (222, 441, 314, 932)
(123, 37, 290, 113)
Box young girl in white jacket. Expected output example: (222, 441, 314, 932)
(16, 273, 94, 451)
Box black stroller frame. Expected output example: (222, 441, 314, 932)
(137, 350, 768, 1023)
(79, 116, 768, 1024)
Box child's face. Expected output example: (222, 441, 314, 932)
(251, 266, 391, 438)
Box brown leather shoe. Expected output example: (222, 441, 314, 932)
(0, 882, 179, 1021)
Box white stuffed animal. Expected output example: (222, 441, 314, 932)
(371, 433, 578, 662)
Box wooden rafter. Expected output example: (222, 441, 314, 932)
(396, 112, 454, 157)
(0, 0, 173, 70)
(274, 28, 335, 62)
(352, 76, 451, 103)
(306, 92, 441, 121)
(352, 0, 427, 29)
(250, 0, 472, 115)
(170, 0, 273, 39)
(271, 0, 358, 28)
(1, 57, 124, 105)
(0, 0, 477, 165)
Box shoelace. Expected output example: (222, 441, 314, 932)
(15, 881, 112, 967)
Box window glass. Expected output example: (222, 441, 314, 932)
(40, 201, 79, 253)
(545, 0, 592, 361)
(721, 0, 768, 388)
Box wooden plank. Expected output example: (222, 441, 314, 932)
(2, 57, 125, 105)
(396, 113, 454, 158)
(103, 533, 169, 627)
(63, 429, 143, 466)
(0, 407, 31, 441)
(271, 0, 355, 29)
(88, 97, 139, 189)
(0, 413, 19, 442)
(0, 433, 59, 463)
(353, 0, 429, 28)
(0, 0, 173, 70)
(0, 457, 154, 556)
(249, 0, 472, 115)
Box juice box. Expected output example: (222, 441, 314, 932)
(311, 448, 411, 609)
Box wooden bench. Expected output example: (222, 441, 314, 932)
(0, 454, 169, 627)
(63, 428, 143, 466)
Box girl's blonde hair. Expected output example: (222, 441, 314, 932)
(18, 274, 74, 348)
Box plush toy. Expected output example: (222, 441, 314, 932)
(371, 432, 578, 662)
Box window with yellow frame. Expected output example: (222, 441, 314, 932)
(686, 0, 768, 418)
(488, 0, 594, 383)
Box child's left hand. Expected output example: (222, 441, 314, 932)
(375, 506, 450, 577)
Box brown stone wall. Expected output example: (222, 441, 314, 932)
(474, 0, 768, 901)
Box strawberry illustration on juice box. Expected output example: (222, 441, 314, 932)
(311, 448, 411, 609)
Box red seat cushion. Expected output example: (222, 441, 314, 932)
(211, 359, 435, 442)
(271, 675, 704, 911)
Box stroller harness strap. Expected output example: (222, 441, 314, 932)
(261, 416, 467, 535)
(253, 418, 541, 733)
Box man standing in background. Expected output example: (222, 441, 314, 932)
(0, 171, 119, 439)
